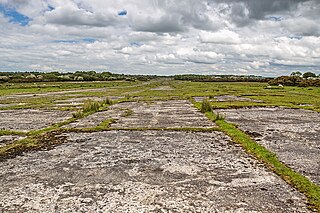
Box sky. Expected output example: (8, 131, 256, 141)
(0, 0, 320, 76)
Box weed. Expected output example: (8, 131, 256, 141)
(83, 100, 101, 113)
(93, 119, 115, 131)
(201, 98, 212, 113)
(72, 110, 84, 119)
(125, 94, 131, 100)
(102, 97, 113, 105)
(213, 113, 224, 121)
(122, 108, 134, 117)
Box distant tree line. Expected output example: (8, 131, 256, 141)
(268, 72, 320, 87)
(0, 71, 160, 83)
(174, 74, 272, 82)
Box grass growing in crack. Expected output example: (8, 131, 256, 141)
(213, 113, 225, 121)
(72, 110, 85, 119)
(93, 119, 115, 131)
(201, 98, 212, 113)
(102, 97, 113, 105)
(72, 97, 113, 119)
(216, 119, 320, 211)
(122, 108, 134, 117)
(0, 129, 26, 136)
(196, 98, 320, 211)
(83, 100, 101, 113)
(0, 137, 38, 161)
(0, 97, 115, 160)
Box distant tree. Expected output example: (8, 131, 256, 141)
(302, 72, 316, 79)
(290, 71, 302, 76)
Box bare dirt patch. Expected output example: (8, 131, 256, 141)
(0, 109, 73, 132)
(216, 107, 320, 185)
(110, 100, 215, 128)
(0, 131, 310, 212)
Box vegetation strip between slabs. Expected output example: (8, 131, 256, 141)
(0, 99, 114, 161)
(195, 101, 320, 212)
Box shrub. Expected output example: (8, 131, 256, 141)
(201, 99, 212, 113)
(268, 76, 320, 87)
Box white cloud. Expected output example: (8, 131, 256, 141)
(0, 0, 319, 76)
(199, 29, 241, 44)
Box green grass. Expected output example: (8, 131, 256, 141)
(0, 81, 140, 96)
(170, 81, 320, 112)
(2, 81, 319, 112)
(0, 129, 26, 136)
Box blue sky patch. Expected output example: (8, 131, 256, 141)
(118, 10, 127, 16)
(48, 5, 55, 11)
(130, 42, 143, 47)
(0, 4, 31, 26)
(266, 16, 283, 22)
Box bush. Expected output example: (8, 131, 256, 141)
(201, 99, 212, 113)
(268, 76, 320, 87)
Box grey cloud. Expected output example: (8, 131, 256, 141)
(282, 17, 320, 36)
(44, 6, 117, 27)
(131, 14, 185, 33)
(131, 0, 221, 33)
(211, 0, 313, 27)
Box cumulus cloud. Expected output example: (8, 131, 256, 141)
(43, 5, 118, 27)
(199, 29, 241, 44)
(0, 0, 319, 76)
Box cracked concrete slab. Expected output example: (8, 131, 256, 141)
(0, 131, 311, 212)
(65, 109, 124, 129)
(110, 100, 215, 128)
(216, 107, 320, 185)
(0, 109, 73, 132)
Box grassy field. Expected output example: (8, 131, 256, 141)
(1, 80, 319, 111)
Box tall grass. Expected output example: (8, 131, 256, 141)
(201, 98, 212, 113)
(83, 100, 100, 113)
